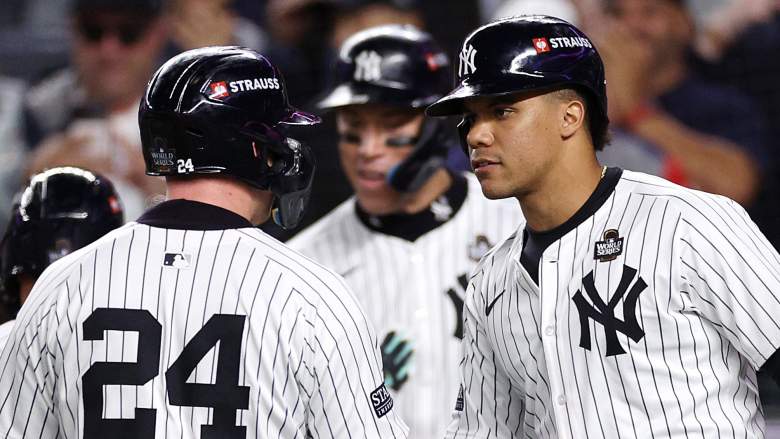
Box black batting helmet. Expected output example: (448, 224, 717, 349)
(426, 16, 608, 149)
(0, 167, 124, 317)
(318, 24, 455, 193)
(139, 46, 321, 229)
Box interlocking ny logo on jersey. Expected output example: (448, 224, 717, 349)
(459, 44, 477, 77)
(572, 265, 646, 356)
(354, 50, 383, 82)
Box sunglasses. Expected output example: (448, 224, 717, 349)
(77, 21, 149, 46)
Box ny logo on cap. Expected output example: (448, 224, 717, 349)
(354, 50, 383, 82)
(459, 44, 477, 77)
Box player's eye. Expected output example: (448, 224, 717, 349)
(385, 135, 417, 148)
(340, 132, 361, 144)
(493, 107, 513, 119)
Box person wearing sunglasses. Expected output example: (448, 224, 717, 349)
(23, 0, 169, 220)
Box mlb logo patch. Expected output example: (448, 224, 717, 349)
(163, 252, 192, 269)
(208, 81, 230, 100)
(533, 38, 551, 54)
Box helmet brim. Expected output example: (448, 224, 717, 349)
(426, 82, 535, 117)
(427, 78, 588, 117)
(317, 83, 442, 112)
(279, 107, 321, 126)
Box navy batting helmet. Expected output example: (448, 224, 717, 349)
(426, 16, 608, 150)
(139, 46, 321, 229)
(0, 167, 124, 317)
(317, 24, 456, 193)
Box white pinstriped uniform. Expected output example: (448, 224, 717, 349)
(449, 170, 780, 438)
(0, 321, 12, 350)
(0, 201, 407, 439)
(289, 174, 521, 439)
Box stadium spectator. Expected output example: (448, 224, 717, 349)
(0, 77, 26, 231)
(23, 0, 168, 219)
(692, 0, 780, 249)
(593, 0, 768, 207)
(167, 0, 267, 52)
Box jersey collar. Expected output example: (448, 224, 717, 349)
(524, 167, 623, 245)
(137, 199, 254, 230)
(354, 173, 468, 242)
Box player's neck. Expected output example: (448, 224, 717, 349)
(398, 168, 453, 215)
(166, 177, 273, 226)
(518, 158, 603, 232)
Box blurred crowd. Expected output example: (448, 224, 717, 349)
(0, 0, 779, 414)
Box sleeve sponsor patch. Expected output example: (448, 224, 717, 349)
(370, 383, 394, 418)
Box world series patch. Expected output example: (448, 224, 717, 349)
(370, 383, 394, 418)
(594, 229, 623, 262)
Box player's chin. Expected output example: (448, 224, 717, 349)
(482, 186, 514, 200)
(478, 183, 513, 200)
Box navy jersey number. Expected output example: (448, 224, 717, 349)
(82, 309, 248, 439)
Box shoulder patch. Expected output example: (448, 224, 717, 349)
(454, 384, 464, 411)
(370, 383, 394, 418)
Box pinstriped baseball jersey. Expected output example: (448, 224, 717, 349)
(448, 169, 780, 439)
(0, 320, 12, 350)
(289, 174, 521, 439)
(0, 200, 407, 439)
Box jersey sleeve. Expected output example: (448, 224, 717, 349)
(678, 197, 780, 370)
(0, 277, 63, 438)
(306, 279, 409, 439)
(445, 262, 525, 438)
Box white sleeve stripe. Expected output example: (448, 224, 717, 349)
(314, 335, 364, 438)
(266, 255, 382, 384)
(681, 259, 769, 356)
(635, 190, 780, 287)
(239, 230, 382, 379)
(681, 219, 780, 309)
(680, 237, 780, 336)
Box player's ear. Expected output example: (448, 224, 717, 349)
(560, 97, 585, 140)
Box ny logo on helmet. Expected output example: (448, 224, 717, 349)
(459, 44, 477, 77)
(354, 50, 383, 82)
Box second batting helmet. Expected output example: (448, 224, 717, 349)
(139, 46, 321, 229)
(317, 25, 456, 193)
(426, 15, 607, 142)
(0, 167, 124, 317)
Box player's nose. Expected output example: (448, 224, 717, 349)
(357, 129, 385, 158)
(466, 119, 494, 149)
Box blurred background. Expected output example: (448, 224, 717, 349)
(0, 0, 778, 423)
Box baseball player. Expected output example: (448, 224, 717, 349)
(0, 47, 407, 439)
(426, 16, 780, 438)
(0, 167, 124, 346)
(288, 25, 521, 439)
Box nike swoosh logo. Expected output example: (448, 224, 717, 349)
(485, 291, 505, 316)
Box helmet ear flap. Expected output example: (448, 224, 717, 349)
(269, 139, 315, 229)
